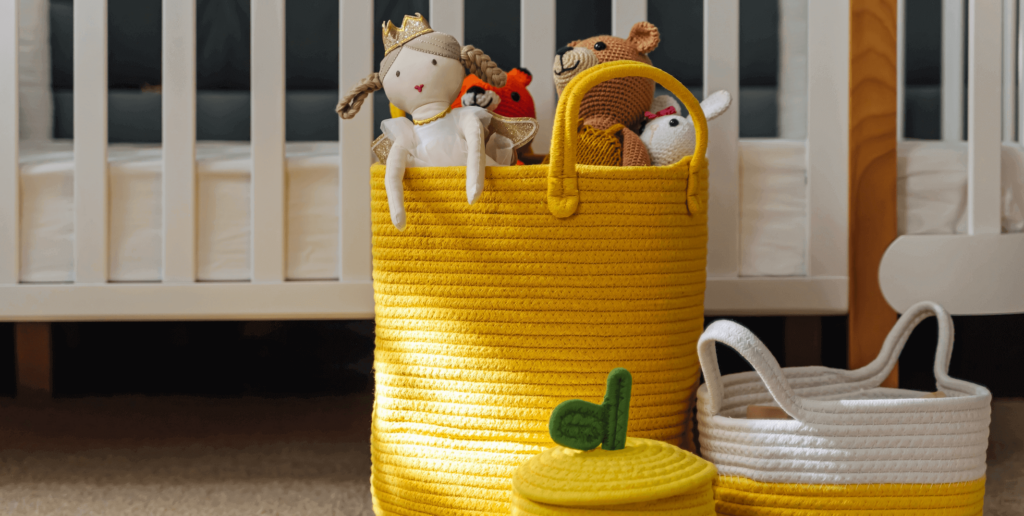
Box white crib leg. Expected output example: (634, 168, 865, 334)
(14, 323, 52, 399)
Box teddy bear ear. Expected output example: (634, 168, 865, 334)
(627, 21, 660, 55)
(512, 67, 533, 87)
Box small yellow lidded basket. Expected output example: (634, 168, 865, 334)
(511, 369, 717, 515)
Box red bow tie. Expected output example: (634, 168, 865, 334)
(644, 106, 677, 120)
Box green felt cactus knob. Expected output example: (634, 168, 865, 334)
(548, 368, 633, 451)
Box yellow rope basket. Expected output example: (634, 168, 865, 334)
(369, 61, 710, 515)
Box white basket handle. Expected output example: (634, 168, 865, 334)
(853, 301, 956, 388)
(697, 320, 807, 419)
(698, 301, 956, 419)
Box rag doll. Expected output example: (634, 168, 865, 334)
(337, 14, 536, 230)
(551, 21, 660, 166)
(639, 91, 732, 166)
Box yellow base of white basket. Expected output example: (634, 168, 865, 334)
(712, 476, 986, 515)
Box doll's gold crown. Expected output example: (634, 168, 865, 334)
(383, 13, 433, 56)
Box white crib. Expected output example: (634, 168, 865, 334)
(1, 0, 1023, 391)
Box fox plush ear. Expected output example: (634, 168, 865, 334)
(511, 68, 533, 87)
(627, 21, 660, 55)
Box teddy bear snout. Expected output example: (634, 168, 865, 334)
(552, 48, 598, 94)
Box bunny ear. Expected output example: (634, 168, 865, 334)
(701, 90, 732, 120)
(649, 95, 681, 115)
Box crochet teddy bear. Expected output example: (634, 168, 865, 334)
(640, 91, 732, 166)
(552, 21, 660, 166)
(337, 13, 535, 230)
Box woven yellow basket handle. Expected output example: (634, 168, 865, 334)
(547, 61, 708, 218)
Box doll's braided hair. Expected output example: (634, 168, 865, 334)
(337, 33, 506, 119)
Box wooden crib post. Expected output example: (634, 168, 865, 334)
(849, 0, 899, 386)
(14, 323, 52, 398)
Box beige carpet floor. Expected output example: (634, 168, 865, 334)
(0, 395, 1020, 515)
(0, 394, 375, 515)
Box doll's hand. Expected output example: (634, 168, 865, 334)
(384, 144, 409, 230)
(460, 115, 487, 204)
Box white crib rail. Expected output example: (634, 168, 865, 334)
(338, 0, 374, 283)
(1003, 0, 1017, 142)
(162, 0, 197, 283)
(73, 0, 109, 284)
(250, 0, 287, 283)
(942, 0, 965, 141)
(897, 0, 906, 140)
(1, 0, 19, 286)
(968, 0, 1003, 235)
(704, 0, 740, 278)
(612, 0, 647, 38)
(520, 0, 555, 154)
(806, 0, 850, 279)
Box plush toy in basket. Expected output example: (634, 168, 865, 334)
(695, 301, 990, 515)
(336, 13, 538, 230)
(512, 369, 717, 515)
(641, 91, 731, 166)
(551, 21, 661, 167)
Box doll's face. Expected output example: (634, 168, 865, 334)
(382, 48, 466, 113)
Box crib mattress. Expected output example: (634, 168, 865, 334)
(738, 139, 1024, 276)
(19, 140, 341, 283)
(18, 139, 1024, 283)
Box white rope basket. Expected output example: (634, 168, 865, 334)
(695, 301, 992, 485)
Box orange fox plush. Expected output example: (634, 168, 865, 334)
(452, 67, 536, 119)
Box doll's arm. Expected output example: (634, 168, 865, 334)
(460, 114, 487, 204)
(384, 143, 409, 230)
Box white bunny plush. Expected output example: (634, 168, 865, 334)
(337, 14, 512, 230)
(639, 90, 732, 166)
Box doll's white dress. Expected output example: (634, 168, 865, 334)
(380, 106, 514, 167)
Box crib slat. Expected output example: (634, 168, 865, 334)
(74, 0, 109, 284)
(429, 0, 464, 45)
(896, 0, 905, 140)
(250, 0, 286, 283)
(703, 0, 740, 277)
(338, 0, 373, 283)
(777, 0, 808, 140)
(0, 0, 18, 285)
(806, 0, 849, 278)
(612, 0, 647, 38)
(967, 0, 1002, 235)
(1002, 0, 1016, 141)
(942, 0, 965, 141)
(1019, 0, 1024, 143)
(162, 0, 197, 283)
(521, 0, 556, 155)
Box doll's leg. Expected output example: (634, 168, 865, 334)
(460, 117, 487, 204)
(384, 146, 409, 230)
